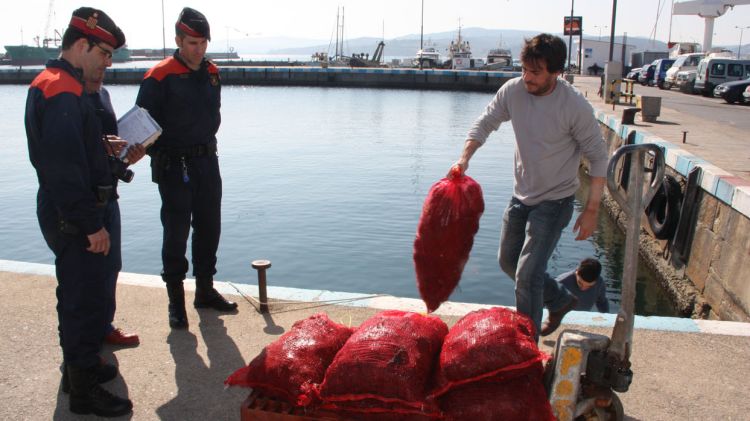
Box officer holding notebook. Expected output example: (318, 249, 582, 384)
(136, 7, 236, 330)
(25, 7, 134, 416)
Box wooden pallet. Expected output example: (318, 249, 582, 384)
(240, 390, 349, 421)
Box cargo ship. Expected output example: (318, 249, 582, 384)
(4, 44, 132, 66)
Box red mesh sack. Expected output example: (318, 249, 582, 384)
(430, 306, 549, 398)
(438, 373, 556, 421)
(224, 313, 353, 406)
(317, 310, 448, 418)
(414, 166, 484, 312)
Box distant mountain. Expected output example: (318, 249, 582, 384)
(213, 27, 741, 61)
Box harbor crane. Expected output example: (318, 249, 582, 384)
(673, 0, 750, 51)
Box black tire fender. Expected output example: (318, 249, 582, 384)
(646, 175, 682, 240)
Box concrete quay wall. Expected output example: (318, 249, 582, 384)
(596, 115, 750, 322)
(0, 66, 516, 92)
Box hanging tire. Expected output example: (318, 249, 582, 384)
(646, 175, 682, 240)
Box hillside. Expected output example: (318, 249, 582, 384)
(222, 27, 679, 60)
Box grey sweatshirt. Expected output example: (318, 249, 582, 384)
(467, 77, 608, 206)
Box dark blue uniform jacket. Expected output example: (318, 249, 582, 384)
(136, 51, 221, 149)
(25, 59, 113, 235)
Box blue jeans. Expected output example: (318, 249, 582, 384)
(498, 196, 575, 338)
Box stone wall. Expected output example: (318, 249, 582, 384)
(599, 124, 750, 322)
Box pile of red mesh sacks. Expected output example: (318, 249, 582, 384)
(226, 308, 555, 420)
(414, 167, 484, 312)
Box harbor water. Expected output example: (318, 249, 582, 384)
(0, 83, 677, 316)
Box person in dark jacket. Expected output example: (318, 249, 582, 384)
(136, 7, 236, 330)
(25, 7, 132, 417)
(84, 74, 146, 347)
(554, 258, 610, 313)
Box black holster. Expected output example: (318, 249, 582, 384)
(150, 150, 165, 184)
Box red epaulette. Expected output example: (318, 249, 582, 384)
(143, 57, 190, 81)
(30, 67, 82, 99)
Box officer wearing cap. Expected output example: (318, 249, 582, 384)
(25, 7, 133, 417)
(137, 7, 237, 330)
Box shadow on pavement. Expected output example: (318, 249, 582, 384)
(156, 310, 247, 420)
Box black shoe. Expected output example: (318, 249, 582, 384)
(194, 288, 238, 311)
(67, 365, 133, 417)
(541, 296, 579, 337)
(61, 358, 118, 394)
(166, 282, 188, 329)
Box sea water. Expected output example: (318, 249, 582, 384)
(0, 84, 676, 316)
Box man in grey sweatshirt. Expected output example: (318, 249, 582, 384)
(452, 33, 608, 340)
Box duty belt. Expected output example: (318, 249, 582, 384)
(160, 143, 217, 158)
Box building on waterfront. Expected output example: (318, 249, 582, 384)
(573, 38, 637, 74)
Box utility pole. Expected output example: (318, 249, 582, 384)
(608, 0, 617, 62)
(737, 26, 750, 59)
(420, 0, 424, 70)
(161, 0, 166, 58)
(567, 0, 574, 72)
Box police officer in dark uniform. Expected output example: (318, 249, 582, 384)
(136, 7, 236, 330)
(25, 7, 132, 417)
(85, 75, 145, 347)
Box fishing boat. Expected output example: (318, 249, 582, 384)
(445, 25, 472, 70)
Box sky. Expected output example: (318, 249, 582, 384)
(2, 0, 750, 50)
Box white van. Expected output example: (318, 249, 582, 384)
(663, 53, 705, 89)
(694, 58, 750, 96)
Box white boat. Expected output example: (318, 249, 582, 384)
(414, 46, 442, 68)
(485, 47, 514, 70)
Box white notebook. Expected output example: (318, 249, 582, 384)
(116, 106, 162, 159)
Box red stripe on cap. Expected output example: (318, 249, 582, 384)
(177, 21, 203, 38)
(69, 16, 117, 47)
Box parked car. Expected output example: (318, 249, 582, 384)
(663, 53, 705, 89)
(675, 70, 697, 94)
(652, 58, 675, 89)
(638, 64, 654, 85)
(713, 77, 750, 104)
(744, 85, 750, 102)
(694, 57, 750, 96)
(625, 67, 642, 80)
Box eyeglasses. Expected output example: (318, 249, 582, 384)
(91, 42, 114, 59)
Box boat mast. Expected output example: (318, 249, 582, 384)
(341, 7, 345, 58)
(419, 0, 424, 69)
(335, 8, 340, 60)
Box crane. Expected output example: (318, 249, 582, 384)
(42, 0, 56, 47)
(673, 0, 750, 51)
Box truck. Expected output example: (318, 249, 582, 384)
(630, 51, 669, 69)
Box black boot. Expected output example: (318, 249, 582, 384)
(166, 282, 188, 329)
(61, 358, 118, 393)
(68, 365, 132, 417)
(194, 277, 238, 311)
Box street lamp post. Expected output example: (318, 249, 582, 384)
(736, 25, 750, 59)
(595, 25, 608, 41)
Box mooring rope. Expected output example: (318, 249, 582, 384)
(227, 282, 388, 314)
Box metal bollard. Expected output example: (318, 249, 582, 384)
(251, 259, 272, 313)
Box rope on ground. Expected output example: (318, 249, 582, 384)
(227, 282, 388, 314)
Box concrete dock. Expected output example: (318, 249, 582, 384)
(0, 261, 749, 420)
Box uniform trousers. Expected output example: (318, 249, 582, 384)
(157, 153, 222, 284)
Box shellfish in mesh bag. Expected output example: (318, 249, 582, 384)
(438, 373, 556, 421)
(430, 306, 549, 398)
(224, 313, 353, 406)
(414, 166, 484, 312)
(317, 310, 448, 417)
